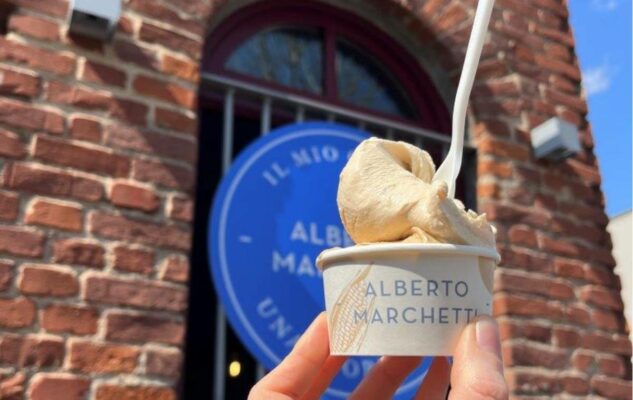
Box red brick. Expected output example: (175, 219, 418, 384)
(0, 37, 75, 75)
(0, 191, 19, 221)
(159, 255, 189, 283)
(571, 349, 594, 372)
(498, 319, 551, 343)
(65, 33, 104, 54)
(538, 235, 581, 257)
(110, 181, 159, 213)
(433, 2, 469, 32)
(473, 98, 523, 118)
(495, 270, 574, 300)
(553, 258, 584, 279)
(53, 239, 105, 268)
(25, 198, 82, 231)
(3, 162, 104, 202)
(133, 75, 196, 108)
(478, 136, 531, 161)
(475, 57, 509, 80)
(46, 81, 112, 111)
(13, 0, 65, 16)
(582, 332, 632, 355)
(503, 342, 568, 369)
(0, 129, 26, 159)
(508, 225, 537, 247)
(81, 60, 127, 88)
(561, 372, 590, 395)
(70, 116, 102, 142)
(477, 182, 501, 199)
(0, 259, 12, 291)
(42, 304, 98, 335)
(547, 88, 588, 115)
(128, 0, 204, 35)
(69, 340, 139, 373)
(161, 54, 199, 82)
(96, 385, 176, 400)
(168, 195, 193, 222)
(552, 326, 581, 347)
(550, 74, 578, 93)
(564, 304, 591, 325)
(0, 297, 35, 328)
(110, 96, 149, 126)
(592, 308, 623, 331)
(146, 347, 182, 378)
(34, 135, 130, 177)
(590, 375, 632, 399)
(112, 40, 160, 71)
(133, 159, 194, 191)
(105, 312, 184, 345)
(534, 53, 580, 80)
(497, 246, 552, 273)
(106, 125, 196, 163)
(597, 354, 626, 377)
(117, 15, 135, 35)
(544, 41, 572, 61)
(19, 264, 78, 297)
(9, 14, 60, 41)
(28, 374, 89, 400)
(0, 226, 45, 257)
(139, 22, 200, 57)
(113, 245, 155, 275)
(580, 285, 624, 311)
(494, 293, 562, 319)
(155, 107, 197, 135)
(16, 335, 64, 367)
(0, 334, 21, 364)
(565, 158, 601, 185)
(506, 368, 560, 395)
(474, 78, 521, 98)
(477, 159, 512, 178)
(90, 211, 191, 251)
(0, 66, 40, 98)
(0, 98, 64, 134)
(475, 118, 513, 139)
(84, 274, 187, 312)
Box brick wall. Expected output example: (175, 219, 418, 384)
(0, 0, 630, 399)
(0, 0, 210, 398)
(402, 0, 632, 398)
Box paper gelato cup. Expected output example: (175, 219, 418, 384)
(317, 243, 500, 356)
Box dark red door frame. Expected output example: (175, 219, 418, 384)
(201, 0, 451, 134)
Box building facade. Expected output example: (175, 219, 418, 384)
(0, 0, 630, 399)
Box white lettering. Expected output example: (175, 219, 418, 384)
(272, 251, 294, 273)
(297, 255, 317, 276)
(290, 221, 309, 243)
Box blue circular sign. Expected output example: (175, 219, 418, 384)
(209, 122, 431, 398)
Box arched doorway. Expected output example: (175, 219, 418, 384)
(185, 1, 475, 398)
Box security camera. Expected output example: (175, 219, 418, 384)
(530, 117, 581, 161)
(67, 0, 121, 41)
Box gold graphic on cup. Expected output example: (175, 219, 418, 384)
(329, 264, 376, 353)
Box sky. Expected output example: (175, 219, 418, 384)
(568, 0, 632, 217)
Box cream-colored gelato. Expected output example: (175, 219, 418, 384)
(337, 137, 496, 249)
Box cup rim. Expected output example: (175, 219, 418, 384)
(317, 243, 501, 268)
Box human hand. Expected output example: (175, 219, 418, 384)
(249, 312, 508, 400)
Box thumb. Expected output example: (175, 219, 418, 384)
(449, 316, 509, 400)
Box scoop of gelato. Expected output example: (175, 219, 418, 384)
(337, 137, 496, 249)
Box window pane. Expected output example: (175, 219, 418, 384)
(336, 40, 415, 119)
(225, 27, 323, 94)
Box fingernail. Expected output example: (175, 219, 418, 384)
(476, 317, 502, 359)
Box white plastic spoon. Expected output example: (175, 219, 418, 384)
(433, 0, 496, 198)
